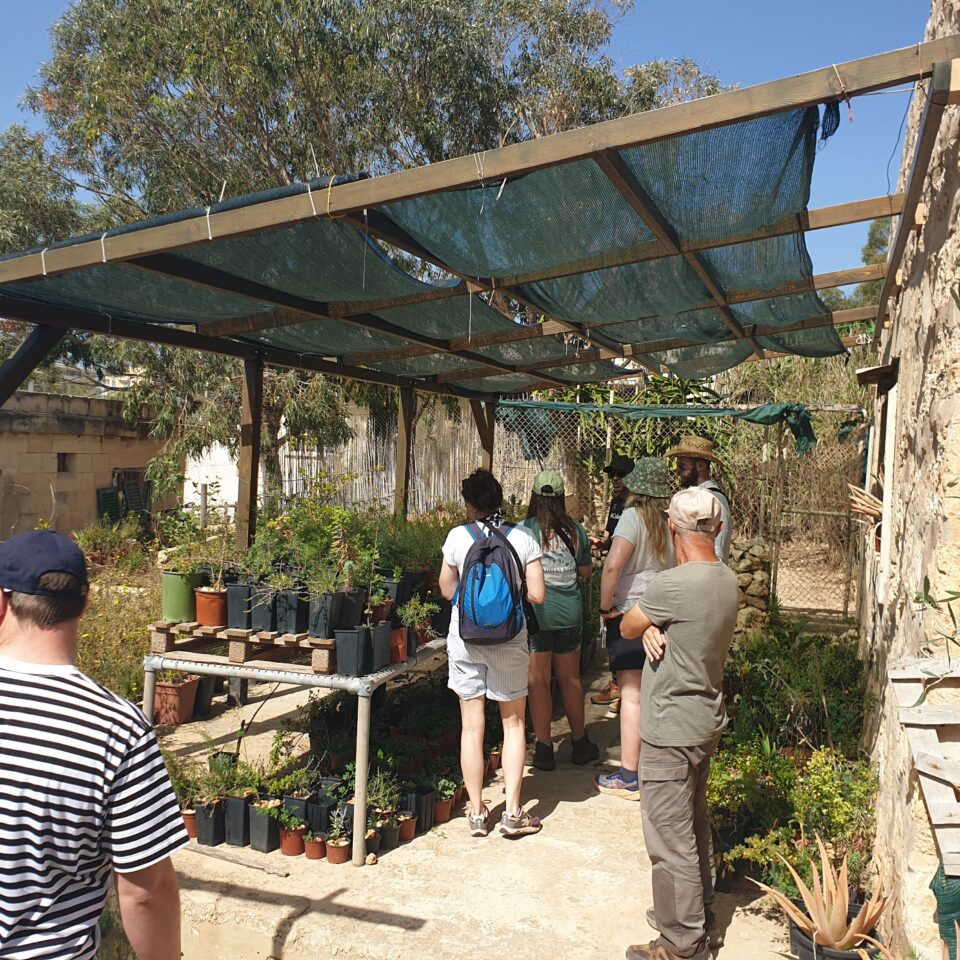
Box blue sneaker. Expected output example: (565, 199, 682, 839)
(595, 770, 640, 801)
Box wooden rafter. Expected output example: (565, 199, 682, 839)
(0, 37, 947, 285)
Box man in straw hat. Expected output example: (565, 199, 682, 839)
(618, 488, 739, 960)
(665, 435, 732, 564)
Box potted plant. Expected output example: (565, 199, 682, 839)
(272, 571, 309, 634)
(223, 761, 260, 847)
(431, 776, 458, 825)
(163, 749, 201, 839)
(280, 767, 317, 822)
(195, 772, 227, 847)
(270, 805, 306, 856)
(754, 838, 891, 959)
(157, 515, 207, 622)
(334, 623, 372, 677)
(303, 830, 326, 860)
(367, 768, 401, 819)
(325, 805, 351, 864)
(402, 782, 435, 835)
(376, 814, 401, 851)
(306, 563, 344, 639)
(250, 798, 281, 853)
(396, 809, 418, 842)
(364, 810, 381, 855)
(153, 671, 201, 726)
(397, 596, 440, 656)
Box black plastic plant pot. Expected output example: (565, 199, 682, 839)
(196, 800, 226, 846)
(249, 806, 280, 853)
(789, 900, 875, 958)
(282, 794, 315, 821)
(192, 676, 218, 719)
(308, 592, 344, 640)
(276, 589, 309, 634)
(343, 800, 356, 838)
(226, 582, 252, 630)
(307, 796, 337, 836)
(315, 777, 345, 799)
(225, 795, 252, 847)
(370, 622, 392, 672)
(404, 787, 435, 835)
(250, 587, 277, 632)
(335, 626, 371, 677)
(406, 625, 418, 658)
(334, 589, 367, 629)
(378, 820, 401, 851)
(430, 598, 452, 637)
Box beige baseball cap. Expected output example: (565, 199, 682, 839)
(666, 487, 722, 533)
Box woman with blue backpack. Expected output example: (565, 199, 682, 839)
(520, 470, 600, 771)
(439, 469, 546, 838)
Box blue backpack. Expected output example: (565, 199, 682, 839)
(455, 521, 527, 643)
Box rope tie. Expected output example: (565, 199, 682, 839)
(218, 180, 227, 203)
(362, 208, 368, 291)
(325, 175, 343, 220)
(100, 232, 108, 263)
(205, 207, 213, 241)
(306, 182, 317, 217)
(475, 151, 487, 214)
(831, 65, 854, 123)
(40, 248, 48, 277)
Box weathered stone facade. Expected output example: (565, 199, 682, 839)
(861, 3, 960, 955)
(0, 391, 163, 534)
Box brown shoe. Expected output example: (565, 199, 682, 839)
(591, 680, 621, 704)
(625, 938, 709, 960)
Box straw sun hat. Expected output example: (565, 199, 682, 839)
(665, 434, 725, 467)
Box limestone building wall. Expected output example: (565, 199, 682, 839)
(0, 391, 164, 535)
(860, 3, 960, 955)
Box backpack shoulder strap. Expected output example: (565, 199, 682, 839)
(553, 523, 577, 560)
(487, 523, 527, 590)
(464, 522, 483, 541)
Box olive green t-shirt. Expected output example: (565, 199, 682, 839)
(519, 517, 591, 632)
(636, 561, 739, 747)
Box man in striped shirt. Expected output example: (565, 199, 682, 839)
(0, 530, 187, 960)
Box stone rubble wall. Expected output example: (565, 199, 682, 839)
(859, 3, 960, 956)
(731, 538, 771, 635)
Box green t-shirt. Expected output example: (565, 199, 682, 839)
(520, 518, 591, 633)
(636, 561, 739, 747)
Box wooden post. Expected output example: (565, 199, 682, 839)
(199, 483, 208, 530)
(470, 399, 497, 471)
(0, 324, 64, 408)
(394, 385, 415, 516)
(236, 358, 263, 550)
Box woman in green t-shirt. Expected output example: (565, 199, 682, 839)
(521, 470, 600, 771)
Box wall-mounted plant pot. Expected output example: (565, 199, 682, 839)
(433, 796, 454, 825)
(390, 627, 408, 664)
(334, 589, 367, 629)
(225, 795, 253, 847)
(430, 598, 452, 637)
(279, 826, 305, 856)
(335, 626, 372, 677)
(249, 805, 280, 853)
(195, 588, 227, 627)
(307, 796, 338, 836)
(162, 570, 206, 622)
(370, 622, 392, 672)
(397, 811, 417, 842)
(326, 839, 350, 864)
(182, 809, 197, 839)
(308, 592, 344, 639)
(226, 582, 252, 630)
(250, 587, 277, 632)
(378, 820, 401, 851)
(276, 589, 309, 634)
(304, 836, 325, 860)
(192, 676, 218, 719)
(153, 674, 200, 726)
(196, 800, 226, 846)
(403, 787, 434, 835)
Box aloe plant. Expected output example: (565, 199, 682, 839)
(753, 836, 891, 957)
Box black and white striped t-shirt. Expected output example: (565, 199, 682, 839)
(0, 655, 188, 959)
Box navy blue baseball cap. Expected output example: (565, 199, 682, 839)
(0, 530, 88, 597)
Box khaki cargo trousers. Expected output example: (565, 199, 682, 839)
(639, 735, 720, 955)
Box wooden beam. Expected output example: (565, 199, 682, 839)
(875, 59, 959, 346)
(0, 323, 64, 407)
(470, 399, 496, 470)
(0, 294, 493, 399)
(328, 282, 466, 318)
(394, 386, 415, 517)
(594, 151, 764, 358)
(1, 34, 948, 285)
(236, 358, 263, 550)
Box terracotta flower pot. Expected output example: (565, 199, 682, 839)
(279, 826, 305, 856)
(454, 783, 465, 806)
(487, 750, 502, 772)
(153, 675, 200, 726)
(195, 588, 228, 627)
(390, 628, 408, 664)
(326, 839, 350, 864)
(397, 812, 417, 842)
(182, 809, 197, 839)
(304, 836, 325, 860)
(433, 796, 454, 824)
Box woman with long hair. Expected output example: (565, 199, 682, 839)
(520, 471, 599, 771)
(596, 458, 675, 800)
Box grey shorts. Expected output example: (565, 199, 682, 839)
(446, 631, 529, 702)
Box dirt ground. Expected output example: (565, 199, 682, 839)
(166, 658, 790, 960)
(775, 539, 855, 615)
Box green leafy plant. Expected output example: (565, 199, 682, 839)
(267, 806, 306, 831)
(367, 768, 401, 813)
(162, 749, 202, 810)
(328, 805, 349, 843)
(397, 596, 440, 628)
(432, 776, 458, 801)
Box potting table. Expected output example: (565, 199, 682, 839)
(142, 635, 448, 866)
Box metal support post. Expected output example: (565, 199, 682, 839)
(142, 665, 158, 724)
(352, 692, 372, 866)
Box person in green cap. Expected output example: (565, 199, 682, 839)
(521, 470, 600, 770)
(596, 457, 675, 800)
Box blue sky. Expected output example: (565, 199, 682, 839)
(0, 0, 930, 277)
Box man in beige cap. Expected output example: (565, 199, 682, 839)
(665, 435, 732, 564)
(617, 488, 739, 960)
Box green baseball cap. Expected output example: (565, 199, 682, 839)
(532, 470, 565, 497)
(622, 457, 672, 498)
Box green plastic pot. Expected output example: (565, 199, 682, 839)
(162, 571, 206, 622)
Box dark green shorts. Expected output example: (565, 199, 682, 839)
(528, 625, 582, 655)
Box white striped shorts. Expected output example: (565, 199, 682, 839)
(446, 630, 529, 702)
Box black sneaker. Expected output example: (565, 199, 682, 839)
(571, 733, 600, 765)
(533, 740, 555, 771)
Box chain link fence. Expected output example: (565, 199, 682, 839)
(279, 390, 865, 616)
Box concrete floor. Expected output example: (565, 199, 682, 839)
(168, 659, 790, 960)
